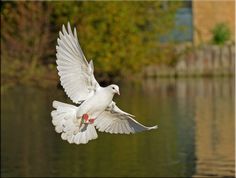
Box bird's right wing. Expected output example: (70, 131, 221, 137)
(56, 22, 100, 104)
(94, 102, 158, 134)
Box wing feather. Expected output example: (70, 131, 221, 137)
(56, 22, 100, 103)
(94, 102, 158, 134)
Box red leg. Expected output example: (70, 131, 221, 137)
(89, 118, 95, 124)
(82, 114, 89, 122)
(81, 114, 94, 125)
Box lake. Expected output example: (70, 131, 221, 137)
(1, 78, 235, 177)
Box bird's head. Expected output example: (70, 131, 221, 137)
(109, 84, 120, 95)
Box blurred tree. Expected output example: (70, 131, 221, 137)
(51, 1, 181, 80)
(1, 1, 181, 84)
(211, 23, 231, 45)
(1, 2, 52, 78)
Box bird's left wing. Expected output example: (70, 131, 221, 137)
(56, 22, 100, 104)
(94, 102, 158, 134)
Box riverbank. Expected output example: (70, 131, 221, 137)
(1, 65, 58, 93)
(143, 44, 235, 78)
(1, 69, 234, 95)
(1, 44, 235, 92)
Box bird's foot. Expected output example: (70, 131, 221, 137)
(88, 118, 95, 124)
(82, 113, 89, 123)
(81, 114, 95, 124)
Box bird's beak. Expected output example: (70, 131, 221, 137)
(117, 89, 120, 95)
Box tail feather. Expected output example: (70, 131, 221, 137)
(51, 100, 98, 144)
(53, 101, 77, 109)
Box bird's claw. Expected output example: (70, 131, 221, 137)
(81, 114, 95, 125)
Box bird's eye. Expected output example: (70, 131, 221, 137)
(112, 87, 115, 90)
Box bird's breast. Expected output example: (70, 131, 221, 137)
(76, 90, 113, 118)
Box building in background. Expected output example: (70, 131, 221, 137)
(171, 0, 235, 45)
(192, 0, 235, 45)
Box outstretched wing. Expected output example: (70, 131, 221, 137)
(56, 22, 100, 104)
(94, 102, 158, 134)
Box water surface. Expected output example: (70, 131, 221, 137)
(1, 78, 235, 177)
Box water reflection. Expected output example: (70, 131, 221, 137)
(193, 79, 235, 177)
(141, 78, 235, 177)
(1, 78, 234, 177)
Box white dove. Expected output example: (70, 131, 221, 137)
(51, 22, 158, 145)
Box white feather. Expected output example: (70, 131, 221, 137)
(94, 102, 158, 134)
(56, 22, 100, 104)
(51, 100, 98, 145)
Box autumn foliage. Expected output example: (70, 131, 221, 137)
(1, 1, 181, 85)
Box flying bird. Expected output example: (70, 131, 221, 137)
(51, 22, 158, 145)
